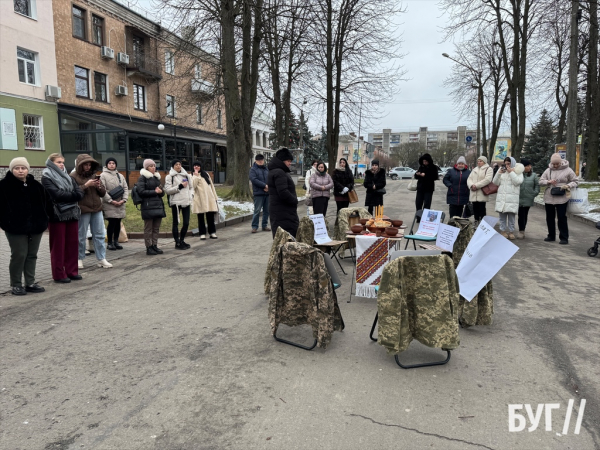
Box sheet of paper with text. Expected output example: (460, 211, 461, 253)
(309, 214, 332, 244)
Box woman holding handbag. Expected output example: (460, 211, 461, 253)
(363, 160, 386, 215)
(539, 153, 578, 244)
(310, 161, 334, 216)
(413, 153, 439, 212)
(101, 158, 128, 251)
(192, 161, 219, 240)
(333, 157, 355, 213)
(467, 155, 494, 227)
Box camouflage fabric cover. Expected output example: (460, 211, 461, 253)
(377, 254, 460, 354)
(447, 218, 494, 327)
(268, 242, 344, 348)
(333, 207, 372, 257)
(296, 215, 332, 245)
(264, 227, 295, 294)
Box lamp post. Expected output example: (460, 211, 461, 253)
(158, 121, 177, 167)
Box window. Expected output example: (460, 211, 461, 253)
(92, 15, 104, 46)
(165, 51, 174, 75)
(132, 36, 145, 67)
(72, 6, 86, 39)
(196, 104, 202, 124)
(133, 84, 146, 111)
(23, 114, 43, 149)
(166, 95, 175, 117)
(215, 74, 221, 88)
(75, 66, 89, 98)
(194, 64, 202, 79)
(14, 0, 35, 18)
(17, 48, 37, 85)
(94, 72, 107, 102)
(217, 109, 222, 129)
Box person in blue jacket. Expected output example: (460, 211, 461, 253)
(443, 156, 472, 218)
(249, 154, 270, 233)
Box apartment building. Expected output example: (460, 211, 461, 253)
(0, 0, 61, 174)
(368, 126, 476, 154)
(52, 0, 227, 184)
(337, 134, 375, 174)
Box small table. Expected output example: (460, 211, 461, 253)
(314, 240, 349, 274)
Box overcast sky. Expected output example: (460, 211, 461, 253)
(133, 0, 467, 135)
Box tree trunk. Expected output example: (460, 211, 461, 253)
(565, 0, 580, 166)
(586, 0, 599, 181)
(325, 0, 335, 172)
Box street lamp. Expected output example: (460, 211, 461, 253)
(158, 120, 177, 163)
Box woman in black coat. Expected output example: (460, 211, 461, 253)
(414, 153, 439, 211)
(333, 157, 355, 213)
(0, 158, 49, 296)
(363, 160, 386, 215)
(136, 159, 166, 255)
(268, 148, 299, 238)
(442, 156, 472, 218)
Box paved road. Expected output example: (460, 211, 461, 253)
(1, 180, 598, 450)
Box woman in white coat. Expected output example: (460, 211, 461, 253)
(191, 161, 219, 240)
(493, 156, 524, 240)
(467, 155, 493, 227)
(304, 160, 318, 215)
(165, 159, 194, 249)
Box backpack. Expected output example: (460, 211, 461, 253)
(131, 184, 143, 206)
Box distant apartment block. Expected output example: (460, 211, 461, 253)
(368, 126, 477, 153)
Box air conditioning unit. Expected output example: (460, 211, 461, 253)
(117, 52, 129, 65)
(115, 85, 128, 96)
(101, 46, 115, 59)
(45, 85, 62, 99)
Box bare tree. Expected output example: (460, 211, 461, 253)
(583, 0, 599, 180)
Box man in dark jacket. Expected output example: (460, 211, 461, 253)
(249, 154, 270, 233)
(268, 148, 299, 238)
(414, 153, 439, 212)
(443, 156, 472, 218)
(363, 160, 386, 215)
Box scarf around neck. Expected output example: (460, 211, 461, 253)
(43, 159, 73, 192)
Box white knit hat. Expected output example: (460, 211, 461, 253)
(9, 157, 30, 172)
(456, 156, 467, 165)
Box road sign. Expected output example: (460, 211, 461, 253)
(466, 136, 473, 143)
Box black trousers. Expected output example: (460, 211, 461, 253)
(171, 205, 190, 241)
(415, 191, 433, 211)
(197, 212, 216, 235)
(449, 204, 471, 218)
(517, 206, 530, 231)
(545, 203, 569, 241)
(472, 201, 487, 221)
(336, 200, 350, 213)
(313, 197, 329, 216)
(106, 218, 121, 243)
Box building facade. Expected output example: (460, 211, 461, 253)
(368, 126, 476, 154)
(0, 0, 61, 175)
(251, 109, 273, 162)
(337, 134, 375, 175)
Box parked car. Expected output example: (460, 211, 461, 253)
(388, 167, 416, 180)
(438, 167, 450, 177)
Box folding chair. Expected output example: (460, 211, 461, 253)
(403, 210, 446, 250)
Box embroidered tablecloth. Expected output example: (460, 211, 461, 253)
(355, 236, 395, 298)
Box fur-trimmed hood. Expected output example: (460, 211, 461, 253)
(547, 158, 571, 171)
(140, 168, 162, 180)
(512, 163, 525, 175)
(169, 167, 190, 178)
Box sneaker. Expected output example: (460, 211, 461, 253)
(85, 250, 91, 256)
(500, 231, 508, 238)
(209, 233, 218, 239)
(544, 237, 555, 242)
(78, 260, 84, 269)
(517, 231, 525, 239)
(507, 233, 516, 240)
(200, 234, 206, 240)
(251, 228, 258, 233)
(559, 240, 568, 245)
(180, 240, 191, 249)
(25, 283, 45, 293)
(97, 259, 113, 269)
(147, 246, 158, 255)
(262, 227, 271, 232)
(11, 286, 27, 296)
(151, 245, 164, 254)
(68, 274, 83, 281)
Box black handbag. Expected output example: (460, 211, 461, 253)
(376, 188, 386, 194)
(550, 187, 565, 196)
(108, 185, 124, 200)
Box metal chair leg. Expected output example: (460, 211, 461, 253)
(273, 328, 317, 351)
(394, 350, 451, 369)
(369, 312, 378, 341)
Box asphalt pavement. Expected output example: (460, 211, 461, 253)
(0, 179, 598, 450)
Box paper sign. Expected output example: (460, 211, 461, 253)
(415, 209, 442, 237)
(482, 215, 499, 228)
(456, 220, 519, 301)
(309, 214, 331, 244)
(436, 223, 460, 252)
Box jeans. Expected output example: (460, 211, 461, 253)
(49, 221, 80, 280)
(472, 201, 487, 221)
(197, 212, 216, 235)
(4, 231, 43, 287)
(144, 218, 162, 247)
(415, 191, 433, 211)
(545, 203, 569, 241)
(106, 218, 122, 243)
(498, 212, 516, 233)
(78, 212, 106, 261)
(251, 195, 269, 229)
(171, 205, 190, 241)
(517, 206, 530, 232)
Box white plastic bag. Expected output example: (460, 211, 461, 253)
(567, 188, 590, 214)
(217, 208, 226, 223)
(407, 178, 418, 191)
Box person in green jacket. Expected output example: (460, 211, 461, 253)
(517, 159, 540, 239)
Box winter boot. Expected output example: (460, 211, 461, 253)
(152, 245, 164, 254)
(180, 240, 191, 249)
(107, 241, 117, 251)
(114, 241, 123, 250)
(517, 231, 525, 239)
(147, 246, 158, 255)
(175, 239, 186, 250)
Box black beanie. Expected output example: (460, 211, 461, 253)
(521, 158, 531, 166)
(193, 161, 202, 168)
(255, 154, 265, 161)
(371, 159, 380, 166)
(171, 159, 182, 168)
(275, 147, 294, 162)
(105, 157, 117, 167)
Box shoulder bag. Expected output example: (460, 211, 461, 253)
(549, 170, 566, 195)
(348, 189, 359, 203)
(376, 188, 386, 195)
(480, 167, 498, 195)
(407, 178, 418, 191)
(107, 173, 124, 201)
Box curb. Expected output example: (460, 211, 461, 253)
(533, 201, 597, 227)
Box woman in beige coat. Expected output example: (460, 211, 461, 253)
(191, 161, 219, 239)
(466, 155, 493, 226)
(100, 158, 128, 250)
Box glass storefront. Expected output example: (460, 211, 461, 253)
(128, 135, 164, 170)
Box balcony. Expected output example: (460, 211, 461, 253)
(126, 54, 162, 81)
(191, 79, 214, 96)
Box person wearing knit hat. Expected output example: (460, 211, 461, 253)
(101, 157, 129, 251)
(467, 154, 494, 226)
(267, 147, 299, 237)
(0, 157, 48, 295)
(165, 159, 193, 248)
(539, 152, 578, 244)
(492, 156, 524, 239)
(249, 154, 270, 233)
(363, 159, 386, 215)
(443, 156, 471, 218)
(136, 158, 166, 254)
(516, 158, 539, 239)
(456, 156, 467, 165)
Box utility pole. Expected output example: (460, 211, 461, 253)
(566, 0, 580, 165)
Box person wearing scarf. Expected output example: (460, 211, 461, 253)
(191, 161, 219, 239)
(493, 156, 524, 240)
(363, 159, 386, 215)
(333, 157, 355, 213)
(165, 159, 193, 249)
(42, 153, 85, 283)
